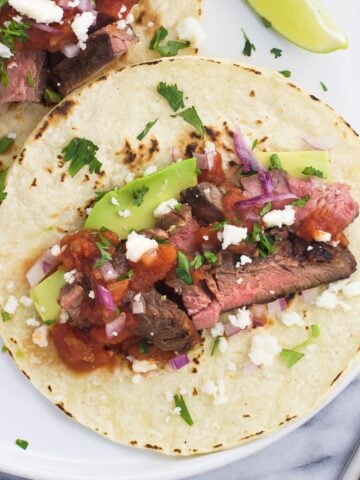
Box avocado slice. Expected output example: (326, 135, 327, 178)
(30, 269, 65, 322)
(255, 151, 330, 180)
(85, 158, 198, 238)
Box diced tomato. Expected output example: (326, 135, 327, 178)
(222, 187, 248, 223)
(296, 211, 341, 243)
(198, 152, 226, 186)
(108, 279, 129, 304)
(195, 225, 221, 251)
(130, 244, 177, 291)
(51, 323, 111, 371)
(96, 0, 139, 20)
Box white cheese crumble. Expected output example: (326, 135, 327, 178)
(3, 295, 18, 315)
(125, 172, 135, 183)
(86, 207, 93, 215)
(203, 235, 209, 241)
(236, 277, 244, 285)
(165, 390, 174, 402)
(110, 196, 119, 206)
(59, 309, 69, 324)
(176, 17, 206, 48)
(313, 230, 332, 243)
(249, 332, 281, 367)
(172, 407, 181, 415)
(26, 318, 40, 327)
(32, 325, 49, 348)
(144, 165, 158, 176)
(72, 11, 97, 50)
(228, 307, 251, 329)
(50, 244, 61, 257)
(315, 289, 350, 311)
(0, 42, 13, 59)
(343, 281, 360, 298)
(125, 231, 158, 263)
(131, 374, 141, 384)
(68, 0, 80, 7)
(153, 199, 179, 218)
(88, 290, 95, 299)
(210, 322, 224, 337)
(279, 311, 304, 327)
(239, 255, 252, 266)
(20, 295, 33, 307)
(131, 359, 157, 373)
(147, 21, 154, 28)
(118, 208, 132, 218)
(222, 225, 248, 250)
(9, 0, 63, 24)
(218, 337, 228, 353)
(201, 378, 228, 405)
(64, 269, 77, 285)
(7, 132, 16, 139)
(119, 5, 127, 15)
(262, 205, 296, 228)
(125, 13, 134, 24)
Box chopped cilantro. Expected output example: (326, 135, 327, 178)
(176, 251, 193, 285)
(291, 195, 310, 207)
(131, 185, 149, 207)
(139, 340, 150, 354)
(270, 47, 282, 58)
(44, 88, 63, 104)
(259, 202, 272, 217)
(242, 29, 256, 57)
(0, 20, 29, 49)
(26, 71, 34, 88)
(320, 81, 328, 92)
(190, 254, 203, 270)
(269, 153, 283, 170)
(149, 26, 168, 50)
(94, 235, 112, 269)
(297, 324, 320, 349)
(211, 336, 220, 356)
(0, 135, 14, 153)
(62, 138, 102, 177)
(280, 349, 304, 368)
(212, 220, 228, 231)
(137, 119, 158, 141)
(279, 70, 291, 78)
(44, 319, 57, 326)
(150, 26, 190, 57)
(1, 345, 8, 353)
(0, 61, 9, 87)
(157, 82, 184, 112)
(252, 139, 258, 150)
(126, 269, 134, 279)
(204, 251, 218, 265)
(94, 189, 111, 202)
(261, 17, 272, 28)
(1, 310, 11, 322)
(0, 168, 8, 204)
(0, 0, 8, 7)
(302, 166, 325, 178)
(251, 224, 275, 257)
(174, 394, 194, 426)
(172, 106, 204, 138)
(15, 439, 29, 450)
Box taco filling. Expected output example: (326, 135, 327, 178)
(26, 133, 359, 373)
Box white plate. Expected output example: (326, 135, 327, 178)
(1, 0, 360, 479)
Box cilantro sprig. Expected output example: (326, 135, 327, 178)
(242, 29, 256, 57)
(280, 324, 320, 368)
(0, 136, 14, 153)
(292, 195, 310, 207)
(176, 251, 193, 285)
(137, 119, 158, 141)
(62, 138, 102, 177)
(211, 336, 220, 356)
(270, 47, 282, 59)
(172, 106, 204, 138)
(157, 82, 185, 112)
(15, 438, 29, 450)
(302, 166, 325, 179)
(1, 309, 11, 322)
(131, 185, 149, 207)
(0, 19, 29, 49)
(94, 234, 112, 268)
(269, 153, 283, 170)
(174, 394, 194, 426)
(150, 26, 190, 57)
(251, 224, 275, 257)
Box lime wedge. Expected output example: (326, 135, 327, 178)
(247, 0, 348, 53)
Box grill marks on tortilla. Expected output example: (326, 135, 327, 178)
(330, 370, 343, 386)
(117, 138, 160, 168)
(56, 402, 73, 418)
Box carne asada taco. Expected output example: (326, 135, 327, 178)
(0, 56, 360, 456)
(0, 0, 202, 170)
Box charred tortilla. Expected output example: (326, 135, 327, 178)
(0, 57, 359, 456)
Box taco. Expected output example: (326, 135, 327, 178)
(0, 56, 359, 456)
(0, 0, 203, 170)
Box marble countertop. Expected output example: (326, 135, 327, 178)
(1, 375, 359, 480)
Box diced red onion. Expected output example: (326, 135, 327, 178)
(78, 0, 96, 11)
(302, 136, 337, 151)
(169, 353, 190, 370)
(132, 295, 145, 314)
(224, 322, 242, 337)
(61, 43, 81, 58)
(100, 261, 118, 282)
(96, 285, 116, 311)
(301, 287, 320, 304)
(259, 170, 274, 195)
(57, 0, 72, 10)
(235, 192, 298, 209)
(105, 313, 126, 340)
(250, 304, 268, 327)
(172, 146, 183, 163)
(233, 129, 266, 173)
(26, 248, 60, 287)
(242, 360, 259, 375)
(195, 153, 208, 170)
(31, 23, 61, 34)
(267, 297, 287, 316)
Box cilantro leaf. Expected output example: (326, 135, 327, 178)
(259, 202, 272, 217)
(15, 439, 29, 450)
(176, 251, 193, 285)
(0, 61, 9, 87)
(62, 138, 102, 177)
(242, 29, 256, 57)
(212, 220, 228, 231)
(137, 119, 158, 141)
(320, 81, 328, 92)
(204, 250, 218, 265)
(261, 17, 272, 28)
(211, 336, 220, 356)
(26, 71, 34, 88)
(270, 47, 282, 58)
(131, 185, 149, 207)
(291, 195, 310, 207)
(94, 235, 112, 268)
(44, 319, 57, 326)
(279, 70, 291, 78)
(172, 106, 204, 138)
(296, 324, 320, 349)
(0, 0, 8, 6)
(157, 40, 190, 57)
(0, 20, 29, 49)
(190, 254, 203, 270)
(251, 224, 275, 257)
(0, 135, 14, 153)
(0, 168, 8, 204)
(138, 340, 150, 354)
(269, 153, 283, 170)
(174, 394, 194, 426)
(44, 88, 63, 104)
(1, 309, 11, 322)
(252, 139, 258, 150)
(149, 26, 168, 50)
(302, 166, 325, 178)
(280, 349, 304, 367)
(1, 345, 8, 353)
(157, 82, 185, 112)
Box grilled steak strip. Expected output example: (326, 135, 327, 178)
(136, 290, 200, 352)
(50, 24, 137, 96)
(180, 182, 225, 224)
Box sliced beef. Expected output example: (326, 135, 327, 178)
(0, 51, 47, 103)
(58, 273, 86, 320)
(136, 290, 200, 352)
(180, 182, 225, 224)
(50, 24, 137, 96)
(156, 204, 199, 255)
(112, 248, 129, 278)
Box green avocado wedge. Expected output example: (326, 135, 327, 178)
(30, 269, 66, 322)
(85, 158, 198, 238)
